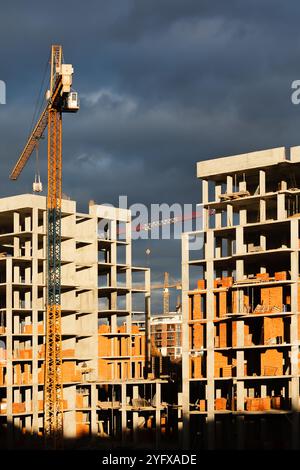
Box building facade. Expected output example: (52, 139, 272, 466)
(182, 146, 300, 449)
(0, 194, 168, 448)
(150, 312, 182, 359)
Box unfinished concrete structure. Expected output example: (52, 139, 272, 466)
(182, 146, 300, 449)
(0, 194, 168, 448)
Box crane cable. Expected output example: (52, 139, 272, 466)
(29, 54, 50, 192)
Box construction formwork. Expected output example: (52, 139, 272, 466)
(0, 194, 168, 448)
(182, 146, 300, 449)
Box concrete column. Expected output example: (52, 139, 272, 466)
(239, 208, 247, 226)
(227, 175, 233, 194)
(260, 234, 266, 251)
(215, 184, 222, 202)
(259, 170, 266, 195)
(260, 199, 266, 222)
(91, 383, 98, 437)
(32, 209, 39, 432)
(215, 211, 222, 229)
(290, 218, 299, 448)
(181, 233, 190, 449)
(236, 227, 245, 255)
(236, 320, 245, 413)
(277, 193, 286, 220)
(155, 382, 161, 448)
(227, 204, 233, 227)
(6, 257, 13, 447)
(121, 383, 127, 444)
(132, 385, 139, 443)
(202, 180, 209, 204)
(206, 231, 215, 449)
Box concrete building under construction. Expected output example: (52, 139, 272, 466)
(182, 146, 300, 449)
(0, 194, 172, 448)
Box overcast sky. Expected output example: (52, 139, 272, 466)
(1, 0, 300, 311)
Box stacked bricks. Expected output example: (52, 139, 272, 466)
(263, 317, 284, 344)
(261, 349, 283, 376)
(190, 293, 202, 320)
(13, 364, 33, 385)
(76, 411, 90, 437)
(132, 334, 145, 356)
(214, 352, 230, 378)
(12, 402, 26, 413)
(271, 397, 282, 409)
(62, 349, 75, 358)
(17, 349, 32, 359)
(62, 362, 81, 382)
(190, 356, 202, 379)
(197, 399, 206, 411)
(245, 397, 271, 411)
(192, 324, 204, 349)
(256, 273, 269, 281)
(219, 322, 227, 347)
(275, 271, 287, 281)
(98, 359, 113, 380)
(197, 279, 206, 290)
(215, 397, 227, 411)
(214, 277, 233, 288)
(23, 324, 33, 334)
(260, 286, 283, 312)
(214, 292, 227, 318)
(98, 336, 111, 356)
(0, 366, 6, 386)
(98, 324, 110, 334)
(232, 322, 252, 347)
(22, 364, 32, 384)
(37, 363, 79, 385)
(76, 393, 85, 408)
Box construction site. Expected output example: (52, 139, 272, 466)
(182, 145, 300, 449)
(1, 44, 300, 452)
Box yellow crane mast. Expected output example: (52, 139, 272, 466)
(9, 45, 79, 447)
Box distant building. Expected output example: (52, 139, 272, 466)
(150, 312, 182, 359)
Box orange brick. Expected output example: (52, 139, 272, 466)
(62, 349, 75, 358)
(260, 397, 271, 411)
(193, 324, 203, 349)
(23, 324, 33, 334)
(191, 356, 202, 378)
(198, 399, 206, 412)
(219, 323, 227, 347)
(98, 324, 110, 334)
(38, 400, 44, 411)
(76, 423, 89, 437)
(275, 271, 287, 281)
(197, 279, 205, 290)
(261, 349, 283, 376)
(257, 273, 269, 281)
(222, 277, 233, 288)
(12, 402, 25, 413)
(193, 294, 202, 320)
(271, 396, 282, 410)
(246, 398, 260, 411)
(76, 394, 84, 408)
(215, 397, 227, 410)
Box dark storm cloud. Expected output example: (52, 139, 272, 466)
(1, 1, 300, 307)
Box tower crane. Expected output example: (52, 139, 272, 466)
(9, 45, 79, 447)
(137, 271, 181, 315)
